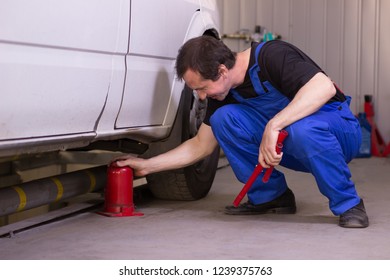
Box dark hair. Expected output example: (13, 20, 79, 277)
(175, 36, 236, 81)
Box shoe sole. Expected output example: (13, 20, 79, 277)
(225, 206, 297, 215)
(339, 221, 369, 228)
(268, 206, 297, 214)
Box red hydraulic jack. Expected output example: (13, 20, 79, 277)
(97, 165, 143, 217)
(233, 130, 288, 207)
(364, 95, 390, 157)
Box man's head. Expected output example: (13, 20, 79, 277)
(175, 36, 236, 81)
(175, 36, 236, 100)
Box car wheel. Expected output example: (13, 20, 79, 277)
(146, 85, 220, 200)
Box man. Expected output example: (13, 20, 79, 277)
(114, 36, 368, 228)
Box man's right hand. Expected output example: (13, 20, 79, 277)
(110, 155, 149, 177)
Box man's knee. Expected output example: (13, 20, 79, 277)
(210, 105, 242, 137)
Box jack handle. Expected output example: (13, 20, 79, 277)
(232, 130, 288, 207)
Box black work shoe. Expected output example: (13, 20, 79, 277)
(225, 188, 296, 215)
(339, 199, 369, 228)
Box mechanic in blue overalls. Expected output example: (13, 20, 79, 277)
(115, 36, 368, 228)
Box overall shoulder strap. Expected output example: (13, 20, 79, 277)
(254, 42, 266, 67)
(249, 42, 268, 94)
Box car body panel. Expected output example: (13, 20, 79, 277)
(116, 55, 174, 128)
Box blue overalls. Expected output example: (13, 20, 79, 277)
(210, 42, 362, 215)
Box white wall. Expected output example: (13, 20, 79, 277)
(220, 0, 390, 143)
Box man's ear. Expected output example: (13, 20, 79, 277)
(218, 64, 228, 78)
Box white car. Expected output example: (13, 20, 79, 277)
(0, 0, 221, 201)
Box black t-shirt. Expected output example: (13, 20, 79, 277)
(203, 40, 345, 125)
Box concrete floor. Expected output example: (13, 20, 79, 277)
(0, 157, 389, 260)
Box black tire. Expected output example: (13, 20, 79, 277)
(146, 86, 220, 200)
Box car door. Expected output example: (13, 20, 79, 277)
(115, 0, 200, 129)
(0, 0, 129, 141)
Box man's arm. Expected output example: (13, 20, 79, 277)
(259, 72, 336, 168)
(113, 123, 218, 177)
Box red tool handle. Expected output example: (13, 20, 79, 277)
(232, 164, 263, 207)
(232, 130, 288, 207)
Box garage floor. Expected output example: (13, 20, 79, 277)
(0, 157, 389, 260)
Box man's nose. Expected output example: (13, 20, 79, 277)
(197, 91, 207, 100)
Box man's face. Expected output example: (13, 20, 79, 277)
(183, 68, 230, 101)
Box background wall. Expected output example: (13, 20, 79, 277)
(220, 0, 390, 143)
